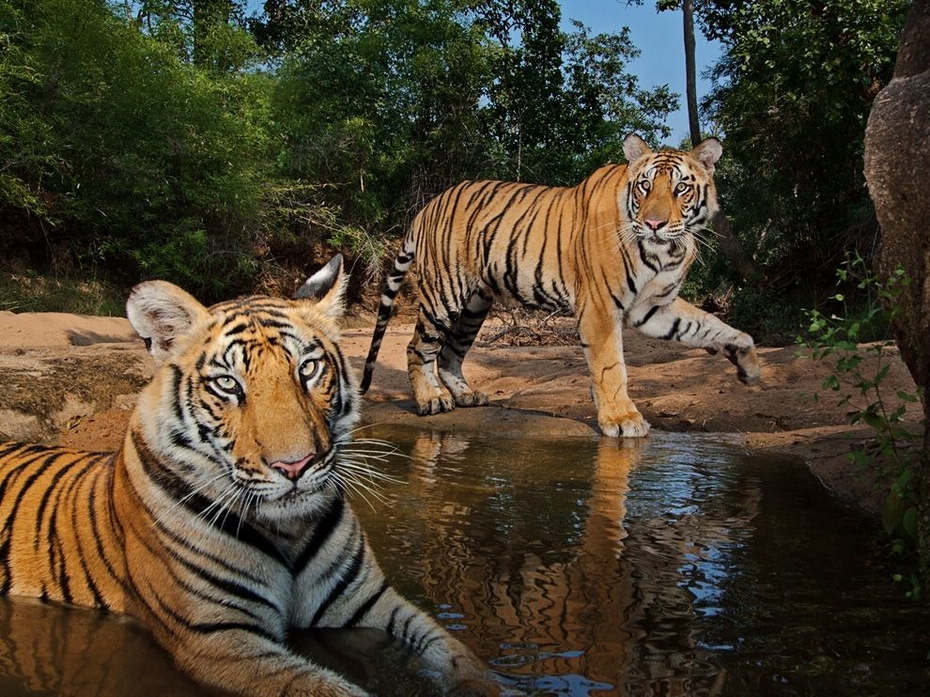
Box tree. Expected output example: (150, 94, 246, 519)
(1, 0, 272, 299)
(694, 0, 909, 308)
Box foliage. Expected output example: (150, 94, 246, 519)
(696, 0, 910, 295)
(799, 254, 923, 598)
(1, 0, 677, 307)
(0, 0, 276, 301)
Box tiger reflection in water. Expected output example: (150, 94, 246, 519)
(362, 430, 752, 696)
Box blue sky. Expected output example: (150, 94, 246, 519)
(244, 0, 722, 144)
(560, 0, 722, 144)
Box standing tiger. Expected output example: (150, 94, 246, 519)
(361, 135, 761, 437)
(0, 256, 497, 697)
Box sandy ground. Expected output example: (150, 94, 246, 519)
(0, 308, 922, 514)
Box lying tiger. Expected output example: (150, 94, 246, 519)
(361, 135, 761, 437)
(0, 256, 497, 697)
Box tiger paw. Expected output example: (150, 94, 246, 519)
(598, 410, 651, 438)
(723, 343, 761, 385)
(284, 672, 371, 697)
(454, 390, 489, 408)
(415, 388, 456, 415)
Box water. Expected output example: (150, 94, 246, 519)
(1, 428, 928, 696)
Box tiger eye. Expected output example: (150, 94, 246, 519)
(299, 358, 321, 382)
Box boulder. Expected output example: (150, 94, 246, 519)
(863, 0, 930, 585)
(0, 313, 150, 447)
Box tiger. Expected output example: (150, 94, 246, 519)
(360, 134, 762, 437)
(0, 255, 498, 697)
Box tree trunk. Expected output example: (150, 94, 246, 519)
(864, 0, 930, 591)
(683, 0, 700, 146)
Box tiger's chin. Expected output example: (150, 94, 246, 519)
(253, 484, 338, 522)
(637, 228, 690, 245)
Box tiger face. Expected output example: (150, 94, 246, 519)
(126, 256, 359, 522)
(621, 134, 722, 243)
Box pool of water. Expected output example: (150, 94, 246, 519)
(1, 428, 928, 696)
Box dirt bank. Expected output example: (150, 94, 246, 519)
(0, 310, 921, 514)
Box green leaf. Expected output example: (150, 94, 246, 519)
(902, 507, 918, 540)
(861, 411, 885, 430)
(883, 490, 905, 535)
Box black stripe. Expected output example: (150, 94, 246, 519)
(147, 586, 278, 643)
(662, 318, 681, 341)
(170, 549, 283, 615)
(292, 495, 344, 575)
(310, 533, 367, 626)
(386, 606, 400, 636)
(343, 580, 389, 627)
(634, 305, 660, 327)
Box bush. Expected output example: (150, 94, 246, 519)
(799, 255, 923, 598)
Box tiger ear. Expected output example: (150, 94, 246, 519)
(623, 134, 652, 163)
(691, 137, 723, 173)
(295, 254, 346, 321)
(126, 281, 210, 364)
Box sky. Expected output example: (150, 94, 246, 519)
(244, 0, 723, 145)
(560, 0, 723, 144)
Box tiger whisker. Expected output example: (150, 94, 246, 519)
(337, 456, 403, 474)
(347, 437, 404, 449)
(337, 460, 405, 485)
(196, 482, 239, 526)
(331, 471, 381, 511)
(339, 449, 408, 462)
(156, 471, 230, 526)
(343, 423, 390, 437)
(236, 491, 257, 538)
(335, 465, 393, 501)
(207, 484, 244, 530)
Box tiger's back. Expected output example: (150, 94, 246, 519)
(410, 177, 589, 313)
(0, 443, 127, 610)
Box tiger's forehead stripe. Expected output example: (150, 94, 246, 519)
(194, 297, 343, 380)
(641, 154, 687, 178)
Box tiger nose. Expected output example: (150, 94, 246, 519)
(270, 453, 316, 481)
(644, 218, 667, 231)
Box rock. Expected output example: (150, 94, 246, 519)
(0, 314, 150, 445)
(863, 0, 930, 585)
(864, 0, 930, 392)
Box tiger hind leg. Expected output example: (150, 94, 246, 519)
(437, 289, 491, 408)
(407, 310, 456, 415)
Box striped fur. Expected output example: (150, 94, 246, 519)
(361, 135, 761, 437)
(0, 257, 497, 697)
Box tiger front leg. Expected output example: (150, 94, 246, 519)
(407, 313, 455, 415)
(352, 588, 500, 696)
(576, 302, 650, 438)
(170, 625, 369, 697)
(629, 297, 762, 384)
